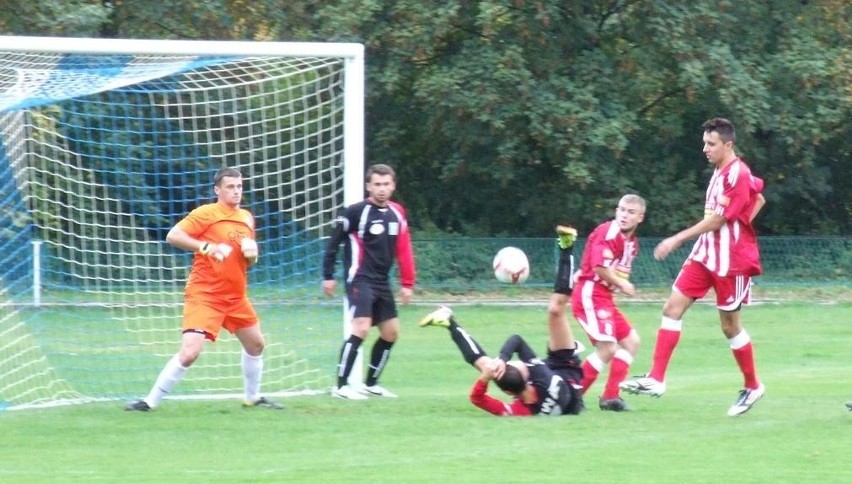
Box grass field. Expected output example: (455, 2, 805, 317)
(2, 301, 851, 483)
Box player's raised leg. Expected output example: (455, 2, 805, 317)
(420, 306, 490, 369)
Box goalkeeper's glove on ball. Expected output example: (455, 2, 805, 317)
(198, 242, 233, 262)
(241, 238, 259, 261)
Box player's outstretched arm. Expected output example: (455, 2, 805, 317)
(654, 214, 726, 260)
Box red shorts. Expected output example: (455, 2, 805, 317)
(674, 260, 752, 311)
(571, 280, 632, 343)
(182, 294, 259, 341)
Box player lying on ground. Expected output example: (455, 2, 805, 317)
(419, 306, 584, 416)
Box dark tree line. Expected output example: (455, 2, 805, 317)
(1, 0, 849, 236)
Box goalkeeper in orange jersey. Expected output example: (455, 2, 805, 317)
(125, 167, 282, 411)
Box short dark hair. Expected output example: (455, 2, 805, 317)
(365, 164, 396, 182)
(214, 167, 242, 186)
(702, 117, 736, 144)
(495, 365, 526, 395)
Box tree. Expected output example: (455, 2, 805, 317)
(316, 0, 851, 236)
(2, 0, 848, 236)
(0, 0, 108, 36)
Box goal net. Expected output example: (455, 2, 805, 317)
(0, 36, 364, 410)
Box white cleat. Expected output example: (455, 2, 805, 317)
(332, 385, 368, 400)
(727, 383, 765, 417)
(360, 385, 398, 398)
(619, 376, 666, 397)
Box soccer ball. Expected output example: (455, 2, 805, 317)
(492, 247, 530, 284)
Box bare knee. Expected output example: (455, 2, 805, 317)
(350, 317, 372, 339)
(547, 294, 568, 320)
(595, 342, 617, 363)
(719, 310, 742, 338)
(178, 346, 202, 367)
(663, 291, 692, 320)
(242, 337, 265, 356)
(619, 330, 640, 356)
(547, 301, 563, 319)
(378, 318, 400, 342)
(177, 332, 206, 367)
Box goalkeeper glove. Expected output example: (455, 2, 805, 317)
(241, 238, 259, 262)
(556, 225, 578, 249)
(198, 242, 233, 262)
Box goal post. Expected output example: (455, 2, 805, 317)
(0, 36, 364, 410)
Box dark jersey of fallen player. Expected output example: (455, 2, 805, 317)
(469, 334, 583, 416)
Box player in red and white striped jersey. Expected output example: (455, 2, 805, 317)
(571, 194, 646, 412)
(621, 118, 767, 417)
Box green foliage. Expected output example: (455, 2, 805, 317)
(104, 0, 319, 40)
(409, 236, 852, 291)
(0, 0, 108, 36)
(315, 0, 851, 237)
(0, 1, 848, 236)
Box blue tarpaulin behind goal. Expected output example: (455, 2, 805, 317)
(0, 54, 236, 113)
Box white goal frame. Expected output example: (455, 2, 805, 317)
(0, 36, 365, 409)
(1, 35, 365, 198)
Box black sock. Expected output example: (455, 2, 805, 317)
(336, 334, 363, 388)
(365, 338, 394, 386)
(449, 323, 487, 367)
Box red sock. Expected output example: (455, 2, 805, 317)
(649, 328, 680, 382)
(581, 356, 602, 395)
(602, 350, 632, 399)
(732, 342, 759, 389)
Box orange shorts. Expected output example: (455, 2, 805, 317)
(182, 294, 259, 341)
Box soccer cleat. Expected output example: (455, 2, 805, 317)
(727, 383, 765, 417)
(243, 396, 284, 410)
(360, 385, 398, 398)
(619, 375, 666, 397)
(556, 225, 578, 250)
(124, 399, 152, 412)
(847, 401, 852, 412)
(419, 306, 453, 328)
(599, 397, 632, 412)
(332, 385, 368, 400)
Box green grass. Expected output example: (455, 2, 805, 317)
(2, 302, 851, 483)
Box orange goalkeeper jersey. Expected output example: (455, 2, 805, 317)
(178, 202, 255, 300)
